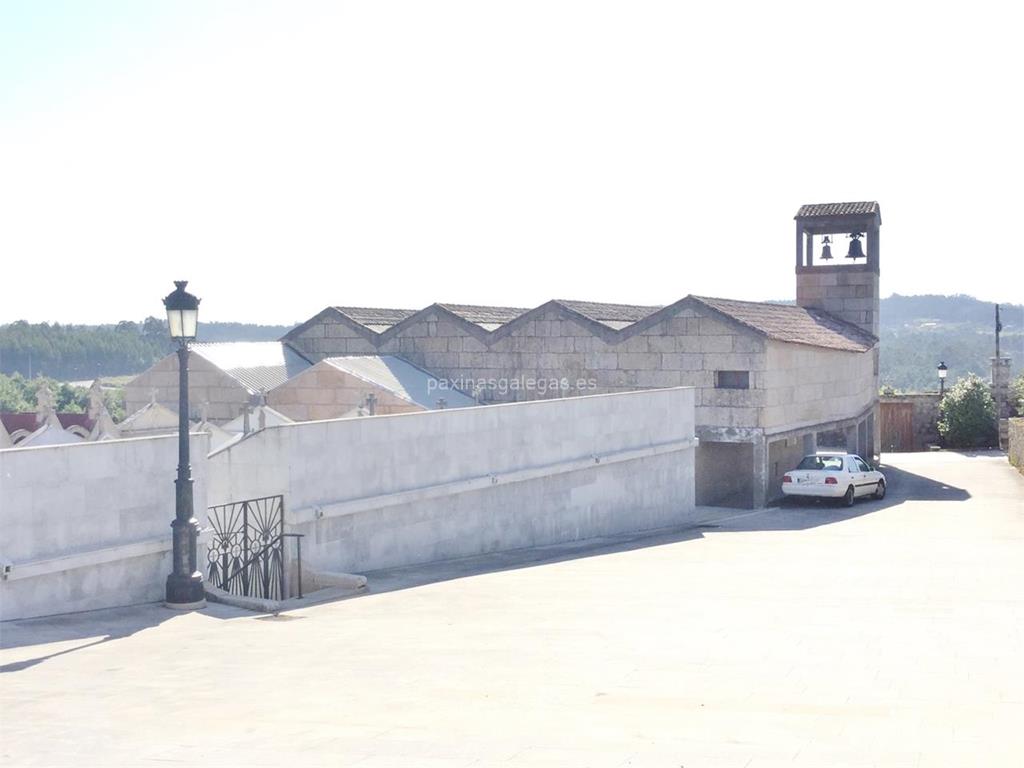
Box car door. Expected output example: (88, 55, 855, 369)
(852, 456, 875, 496)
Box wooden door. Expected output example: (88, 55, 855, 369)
(880, 402, 914, 452)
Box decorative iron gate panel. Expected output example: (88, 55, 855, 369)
(207, 495, 285, 600)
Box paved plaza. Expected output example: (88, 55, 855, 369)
(2, 451, 1023, 767)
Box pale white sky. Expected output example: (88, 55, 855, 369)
(1, 1, 1021, 325)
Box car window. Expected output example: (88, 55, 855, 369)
(855, 458, 871, 472)
(796, 455, 845, 471)
(796, 456, 824, 470)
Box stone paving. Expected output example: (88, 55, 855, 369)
(2, 451, 1023, 767)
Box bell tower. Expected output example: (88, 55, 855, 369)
(794, 201, 880, 338)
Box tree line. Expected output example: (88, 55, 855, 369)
(0, 318, 294, 381)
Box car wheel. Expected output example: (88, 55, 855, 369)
(843, 486, 855, 507)
(873, 480, 886, 500)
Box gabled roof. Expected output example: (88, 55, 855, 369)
(191, 342, 312, 393)
(0, 413, 95, 438)
(556, 299, 661, 330)
(222, 404, 293, 433)
(335, 306, 416, 333)
(288, 294, 876, 353)
(323, 355, 477, 410)
(18, 421, 84, 447)
(118, 399, 181, 433)
(796, 201, 879, 218)
(437, 304, 530, 331)
(691, 296, 876, 352)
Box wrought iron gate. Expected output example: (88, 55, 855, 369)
(207, 495, 285, 600)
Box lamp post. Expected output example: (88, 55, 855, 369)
(163, 281, 206, 609)
(937, 361, 948, 398)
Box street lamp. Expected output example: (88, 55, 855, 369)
(163, 281, 205, 609)
(937, 361, 948, 397)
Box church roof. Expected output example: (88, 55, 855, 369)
(796, 201, 879, 218)
(437, 304, 531, 331)
(334, 307, 417, 333)
(557, 300, 662, 330)
(691, 296, 876, 352)
(191, 342, 312, 393)
(286, 295, 876, 353)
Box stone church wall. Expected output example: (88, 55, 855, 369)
(288, 303, 770, 430)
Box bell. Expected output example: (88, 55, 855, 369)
(820, 236, 833, 260)
(846, 232, 865, 259)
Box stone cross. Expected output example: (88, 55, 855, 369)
(365, 393, 377, 416)
(35, 383, 56, 425)
(87, 380, 105, 420)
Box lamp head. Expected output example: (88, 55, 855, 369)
(163, 280, 200, 342)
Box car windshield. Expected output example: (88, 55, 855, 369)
(795, 455, 845, 471)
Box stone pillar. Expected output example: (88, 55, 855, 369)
(803, 431, 817, 456)
(866, 410, 878, 461)
(752, 435, 768, 508)
(991, 357, 1013, 419)
(845, 425, 858, 454)
(992, 357, 1013, 449)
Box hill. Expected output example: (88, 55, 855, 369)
(0, 318, 295, 381)
(878, 295, 1022, 392)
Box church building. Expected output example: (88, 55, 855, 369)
(282, 202, 882, 507)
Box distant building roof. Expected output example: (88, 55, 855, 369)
(222, 404, 294, 434)
(18, 421, 84, 447)
(323, 355, 477, 410)
(796, 201, 879, 218)
(191, 342, 312, 393)
(692, 296, 876, 352)
(1, 413, 95, 442)
(118, 399, 181, 434)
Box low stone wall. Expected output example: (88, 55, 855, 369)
(208, 388, 698, 575)
(1009, 418, 1024, 474)
(0, 433, 209, 621)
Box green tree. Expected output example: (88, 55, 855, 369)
(0, 373, 88, 414)
(1011, 373, 1024, 417)
(937, 373, 998, 448)
(0, 373, 33, 412)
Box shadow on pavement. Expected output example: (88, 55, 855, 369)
(357, 460, 972, 598)
(757, 461, 971, 529)
(0, 601, 246, 668)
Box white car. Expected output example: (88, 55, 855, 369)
(781, 453, 886, 506)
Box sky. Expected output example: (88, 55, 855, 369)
(1, 0, 1022, 325)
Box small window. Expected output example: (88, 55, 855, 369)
(715, 370, 749, 389)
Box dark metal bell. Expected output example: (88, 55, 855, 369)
(820, 236, 833, 260)
(846, 232, 865, 259)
